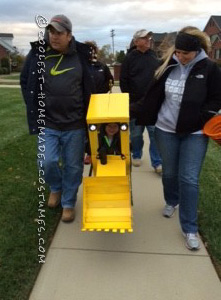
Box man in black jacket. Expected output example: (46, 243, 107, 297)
(120, 29, 162, 172)
(20, 15, 93, 222)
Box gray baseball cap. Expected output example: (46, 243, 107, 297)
(133, 29, 152, 40)
(47, 14, 72, 32)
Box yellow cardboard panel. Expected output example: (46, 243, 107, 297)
(96, 156, 126, 177)
(87, 93, 129, 124)
(82, 176, 132, 231)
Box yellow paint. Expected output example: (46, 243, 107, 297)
(96, 156, 126, 177)
(87, 93, 129, 124)
(82, 93, 133, 233)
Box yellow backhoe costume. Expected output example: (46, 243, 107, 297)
(82, 93, 133, 233)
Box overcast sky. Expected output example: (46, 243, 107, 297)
(0, 0, 220, 54)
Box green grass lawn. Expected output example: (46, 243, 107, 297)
(0, 74, 20, 80)
(0, 88, 220, 299)
(199, 140, 221, 274)
(0, 88, 61, 300)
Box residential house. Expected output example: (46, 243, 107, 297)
(128, 32, 177, 58)
(0, 33, 17, 72)
(152, 32, 177, 57)
(204, 15, 221, 64)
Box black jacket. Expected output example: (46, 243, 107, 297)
(89, 61, 114, 93)
(134, 58, 221, 134)
(20, 37, 93, 134)
(98, 124, 121, 155)
(120, 48, 159, 104)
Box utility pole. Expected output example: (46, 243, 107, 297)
(110, 29, 115, 59)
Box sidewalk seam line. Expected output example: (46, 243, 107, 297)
(50, 246, 209, 258)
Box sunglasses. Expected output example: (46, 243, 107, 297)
(139, 36, 152, 41)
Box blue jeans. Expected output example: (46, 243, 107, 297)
(155, 127, 208, 233)
(38, 128, 85, 208)
(130, 119, 162, 168)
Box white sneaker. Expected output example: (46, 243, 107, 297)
(154, 165, 162, 174)
(162, 204, 176, 218)
(132, 159, 141, 167)
(183, 233, 201, 251)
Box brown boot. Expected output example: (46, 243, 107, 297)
(61, 208, 75, 222)
(47, 191, 61, 208)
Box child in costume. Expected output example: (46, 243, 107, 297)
(98, 123, 121, 164)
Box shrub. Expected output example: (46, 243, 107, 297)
(2, 67, 9, 74)
(1, 57, 10, 68)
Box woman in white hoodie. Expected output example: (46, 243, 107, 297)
(133, 26, 221, 250)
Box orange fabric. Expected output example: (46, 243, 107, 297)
(203, 115, 221, 145)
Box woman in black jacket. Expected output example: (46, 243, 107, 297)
(134, 26, 221, 251)
(85, 41, 114, 93)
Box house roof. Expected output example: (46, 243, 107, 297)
(0, 38, 17, 53)
(0, 33, 14, 38)
(204, 15, 221, 31)
(212, 16, 221, 30)
(152, 33, 167, 42)
(152, 32, 177, 43)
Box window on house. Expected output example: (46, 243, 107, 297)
(215, 49, 221, 59)
(210, 34, 218, 44)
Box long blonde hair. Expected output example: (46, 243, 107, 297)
(155, 26, 211, 79)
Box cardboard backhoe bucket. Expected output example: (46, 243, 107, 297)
(82, 93, 133, 233)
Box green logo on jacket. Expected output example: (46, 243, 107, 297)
(45, 53, 75, 76)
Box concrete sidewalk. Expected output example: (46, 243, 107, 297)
(29, 88, 221, 300)
(0, 85, 20, 88)
(0, 77, 20, 87)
